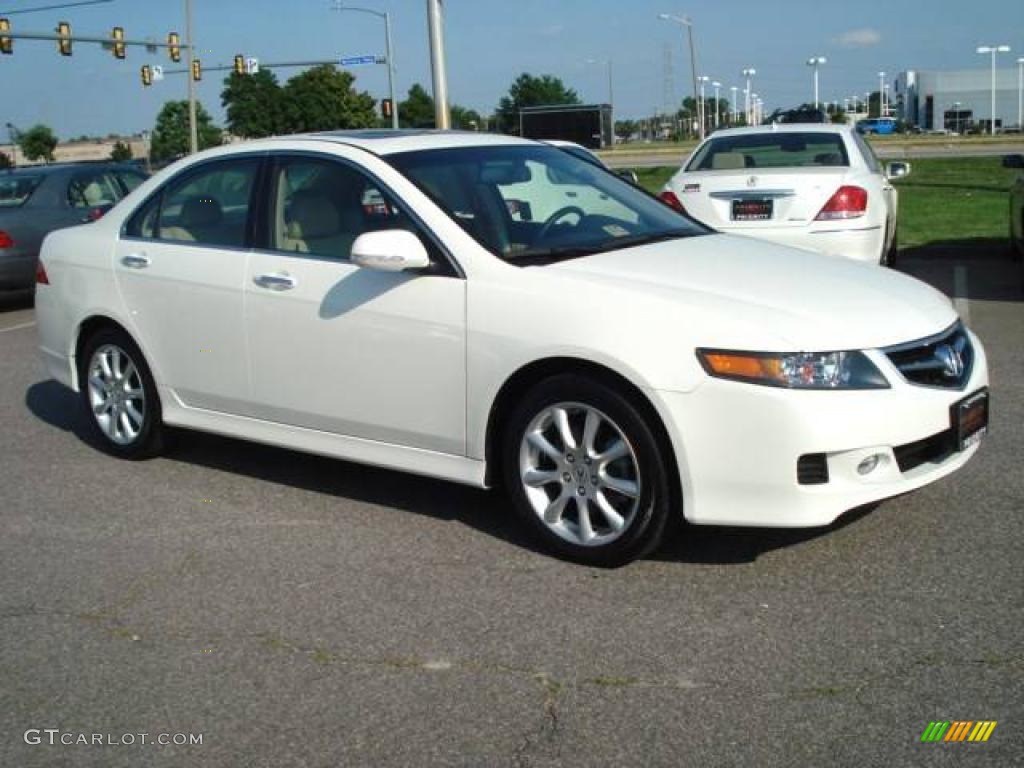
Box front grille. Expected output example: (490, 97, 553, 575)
(893, 429, 957, 473)
(797, 453, 829, 485)
(884, 323, 973, 389)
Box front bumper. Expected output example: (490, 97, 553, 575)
(721, 225, 884, 263)
(651, 330, 989, 528)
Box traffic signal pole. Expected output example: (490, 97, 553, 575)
(184, 0, 197, 155)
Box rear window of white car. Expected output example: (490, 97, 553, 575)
(687, 132, 850, 171)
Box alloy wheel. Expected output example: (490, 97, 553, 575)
(86, 343, 147, 446)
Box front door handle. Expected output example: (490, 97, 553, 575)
(121, 254, 150, 269)
(253, 272, 296, 291)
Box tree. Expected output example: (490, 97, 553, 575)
(279, 65, 377, 133)
(221, 69, 284, 138)
(614, 119, 639, 141)
(496, 73, 581, 133)
(18, 124, 58, 163)
(399, 83, 435, 128)
(398, 83, 483, 130)
(149, 101, 222, 163)
(109, 140, 133, 162)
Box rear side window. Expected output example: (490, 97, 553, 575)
(851, 131, 881, 173)
(688, 132, 850, 170)
(152, 159, 259, 247)
(0, 174, 44, 208)
(68, 171, 120, 209)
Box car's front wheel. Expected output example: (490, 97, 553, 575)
(502, 375, 674, 567)
(78, 327, 164, 459)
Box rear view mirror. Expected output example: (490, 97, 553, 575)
(616, 169, 639, 185)
(1003, 154, 1024, 169)
(351, 230, 430, 272)
(886, 161, 911, 180)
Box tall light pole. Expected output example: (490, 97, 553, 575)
(877, 71, 886, 117)
(426, 0, 449, 129)
(742, 67, 756, 124)
(977, 45, 1010, 135)
(730, 85, 738, 123)
(806, 55, 826, 109)
(332, 2, 398, 130)
(712, 80, 721, 127)
(1016, 57, 1024, 131)
(697, 75, 709, 135)
(184, 0, 198, 154)
(952, 100, 961, 133)
(658, 13, 701, 139)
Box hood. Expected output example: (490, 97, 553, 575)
(546, 233, 957, 350)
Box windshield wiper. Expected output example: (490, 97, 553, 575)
(512, 228, 697, 266)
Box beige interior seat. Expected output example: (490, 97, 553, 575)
(711, 153, 748, 170)
(282, 190, 364, 260)
(160, 195, 223, 242)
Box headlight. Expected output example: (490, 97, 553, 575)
(697, 349, 889, 389)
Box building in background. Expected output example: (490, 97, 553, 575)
(897, 68, 1020, 133)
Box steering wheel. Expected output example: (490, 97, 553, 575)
(536, 205, 586, 241)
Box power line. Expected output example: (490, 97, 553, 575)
(0, 0, 113, 15)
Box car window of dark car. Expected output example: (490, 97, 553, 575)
(68, 171, 120, 209)
(0, 174, 45, 208)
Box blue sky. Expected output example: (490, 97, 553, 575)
(1, 0, 1022, 138)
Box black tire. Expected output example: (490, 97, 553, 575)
(78, 326, 164, 460)
(501, 374, 674, 567)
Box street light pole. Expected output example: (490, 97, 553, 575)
(877, 71, 885, 117)
(730, 85, 738, 124)
(977, 45, 1011, 135)
(331, 2, 399, 130)
(742, 67, 756, 125)
(426, 0, 449, 129)
(807, 56, 826, 109)
(697, 76, 709, 136)
(1016, 57, 1024, 131)
(658, 14, 701, 139)
(184, 0, 198, 154)
(712, 81, 721, 127)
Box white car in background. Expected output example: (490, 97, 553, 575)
(35, 132, 986, 567)
(660, 124, 909, 265)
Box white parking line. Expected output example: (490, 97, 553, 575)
(953, 266, 970, 324)
(0, 321, 36, 334)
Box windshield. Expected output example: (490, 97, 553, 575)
(687, 132, 850, 171)
(388, 144, 707, 265)
(0, 174, 44, 208)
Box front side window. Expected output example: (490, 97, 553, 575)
(146, 158, 258, 247)
(687, 132, 850, 171)
(67, 171, 120, 209)
(268, 156, 417, 261)
(389, 145, 706, 265)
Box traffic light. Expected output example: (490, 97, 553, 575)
(140, 64, 152, 87)
(381, 98, 393, 119)
(56, 21, 71, 56)
(191, 58, 201, 81)
(167, 32, 180, 63)
(111, 26, 125, 59)
(233, 54, 245, 75)
(0, 18, 11, 55)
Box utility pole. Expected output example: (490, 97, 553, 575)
(426, 0, 449, 129)
(184, 0, 198, 154)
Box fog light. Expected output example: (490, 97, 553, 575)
(857, 454, 884, 475)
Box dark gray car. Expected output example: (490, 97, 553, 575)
(0, 163, 147, 292)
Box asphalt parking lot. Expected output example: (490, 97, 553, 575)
(1, 251, 1021, 767)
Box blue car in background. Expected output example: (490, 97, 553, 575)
(856, 117, 897, 135)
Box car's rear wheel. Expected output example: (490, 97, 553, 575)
(78, 327, 164, 459)
(502, 374, 673, 567)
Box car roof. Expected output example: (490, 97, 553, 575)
(704, 124, 853, 139)
(1, 162, 145, 176)
(250, 129, 538, 156)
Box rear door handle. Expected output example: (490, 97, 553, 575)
(121, 254, 150, 269)
(253, 273, 296, 291)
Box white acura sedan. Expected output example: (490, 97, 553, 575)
(660, 124, 908, 265)
(35, 131, 987, 566)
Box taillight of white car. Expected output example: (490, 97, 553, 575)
(815, 185, 868, 221)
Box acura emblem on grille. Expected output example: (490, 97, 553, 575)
(935, 343, 964, 379)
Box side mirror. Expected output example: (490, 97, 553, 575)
(1002, 154, 1024, 169)
(616, 168, 640, 185)
(886, 161, 911, 180)
(351, 229, 430, 273)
